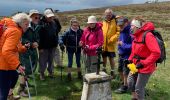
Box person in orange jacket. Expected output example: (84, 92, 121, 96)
(0, 13, 30, 100)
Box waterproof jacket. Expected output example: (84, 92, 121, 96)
(0, 18, 26, 70)
(38, 16, 60, 49)
(80, 23, 104, 56)
(118, 24, 132, 59)
(128, 22, 161, 74)
(59, 28, 83, 53)
(19, 22, 40, 75)
(102, 17, 120, 52)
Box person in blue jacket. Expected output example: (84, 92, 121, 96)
(59, 18, 83, 81)
(115, 17, 133, 93)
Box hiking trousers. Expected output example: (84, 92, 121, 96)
(0, 70, 18, 100)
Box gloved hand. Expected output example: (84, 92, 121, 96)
(124, 59, 132, 67)
(60, 44, 65, 52)
(127, 63, 138, 74)
(136, 63, 144, 69)
(84, 45, 89, 51)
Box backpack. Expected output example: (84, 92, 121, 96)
(142, 30, 166, 64)
(0, 19, 7, 39)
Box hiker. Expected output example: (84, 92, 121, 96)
(79, 15, 103, 73)
(114, 17, 132, 94)
(45, 8, 62, 68)
(38, 9, 59, 80)
(102, 8, 120, 77)
(127, 16, 161, 100)
(59, 17, 83, 81)
(18, 9, 41, 97)
(0, 13, 30, 100)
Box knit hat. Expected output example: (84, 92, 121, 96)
(131, 19, 141, 28)
(87, 16, 97, 23)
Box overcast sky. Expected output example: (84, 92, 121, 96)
(0, 0, 169, 16)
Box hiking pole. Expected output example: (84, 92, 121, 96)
(25, 76, 31, 100)
(29, 56, 38, 96)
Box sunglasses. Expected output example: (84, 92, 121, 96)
(34, 16, 40, 19)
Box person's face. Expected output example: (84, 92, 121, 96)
(30, 14, 40, 24)
(130, 25, 138, 34)
(105, 12, 113, 21)
(88, 23, 96, 29)
(20, 20, 29, 32)
(71, 22, 79, 31)
(46, 16, 54, 22)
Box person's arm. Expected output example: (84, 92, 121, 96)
(109, 23, 120, 43)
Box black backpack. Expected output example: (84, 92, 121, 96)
(142, 30, 166, 64)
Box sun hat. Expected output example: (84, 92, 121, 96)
(87, 16, 97, 23)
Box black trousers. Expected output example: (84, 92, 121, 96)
(0, 70, 18, 100)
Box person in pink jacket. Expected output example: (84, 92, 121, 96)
(79, 16, 104, 73)
(127, 16, 161, 100)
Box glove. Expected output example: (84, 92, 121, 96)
(124, 59, 132, 65)
(136, 63, 144, 69)
(127, 63, 138, 74)
(60, 44, 65, 52)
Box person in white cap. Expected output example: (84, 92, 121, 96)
(38, 9, 61, 80)
(18, 9, 41, 97)
(79, 15, 104, 73)
(102, 8, 120, 78)
(127, 16, 160, 100)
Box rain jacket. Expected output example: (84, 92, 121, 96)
(0, 18, 26, 70)
(102, 17, 120, 52)
(80, 23, 104, 56)
(128, 22, 161, 74)
(118, 24, 132, 59)
(19, 22, 41, 75)
(59, 28, 83, 53)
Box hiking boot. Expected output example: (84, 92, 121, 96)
(77, 72, 82, 79)
(114, 85, 128, 94)
(8, 94, 20, 100)
(67, 73, 72, 81)
(40, 73, 45, 81)
(110, 70, 115, 79)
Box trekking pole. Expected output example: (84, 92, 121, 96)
(60, 51, 64, 81)
(29, 56, 38, 96)
(25, 76, 31, 100)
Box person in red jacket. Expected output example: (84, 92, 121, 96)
(127, 17, 161, 100)
(79, 15, 104, 73)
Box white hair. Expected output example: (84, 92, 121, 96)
(105, 8, 113, 14)
(12, 13, 30, 26)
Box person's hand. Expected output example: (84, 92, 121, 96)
(32, 42, 39, 48)
(60, 44, 65, 52)
(118, 41, 123, 45)
(25, 42, 30, 49)
(136, 63, 144, 69)
(17, 65, 25, 75)
(79, 41, 83, 47)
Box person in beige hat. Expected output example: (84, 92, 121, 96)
(79, 15, 104, 73)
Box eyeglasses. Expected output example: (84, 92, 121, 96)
(34, 16, 40, 20)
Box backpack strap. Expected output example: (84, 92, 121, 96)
(142, 30, 151, 44)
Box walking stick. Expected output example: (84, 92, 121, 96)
(29, 56, 38, 96)
(25, 76, 31, 100)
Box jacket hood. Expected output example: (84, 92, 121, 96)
(134, 22, 155, 36)
(0, 18, 17, 27)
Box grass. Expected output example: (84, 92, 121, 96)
(13, 1, 170, 100)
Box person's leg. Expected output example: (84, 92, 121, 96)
(39, 49, 48, 80)
(67, 52, 74, 81)
(90, 56, 98, 73)
(54, 47, 62, 67)
(127, 73, 138, 99)
(75, 52, 82, 79)
(135, 73, 151, 100)
(47, 48, 55, 76)
(0, 71, 11, 100)
(102, 51, 107, 72)
(109, 52, 116, 77)
(85, 56, 91, 73)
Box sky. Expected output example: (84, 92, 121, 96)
(0, 0, 169, 16)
